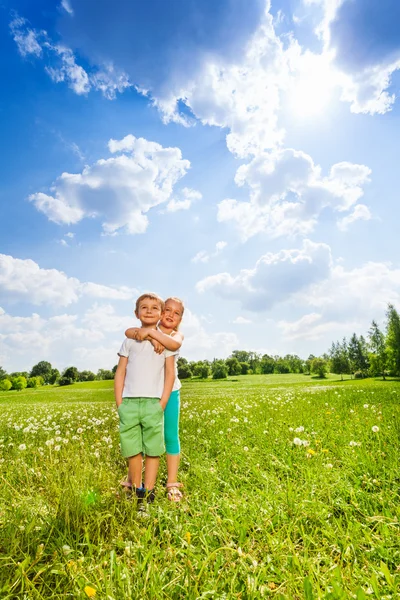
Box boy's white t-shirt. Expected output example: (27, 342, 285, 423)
(118, 338, 176, 399)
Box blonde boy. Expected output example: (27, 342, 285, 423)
(114, 293, 176, 504)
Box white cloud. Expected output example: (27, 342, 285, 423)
(306, 0, 400, 115)
(45, 44, 90, 95)
(0, 254, 137, 307)
(29, 135, 191, 234)
(166, 187, 202, 212)
(61, 0, 74, 16)
(196, 239, 332, 311)
(192, 241, 227, 264)
(217, 148, 371, 241)
(9, 16, 43, 57)
(337, 204, 372, 231)
(233, 316, 252, 324)
(180, 309, 239, 361)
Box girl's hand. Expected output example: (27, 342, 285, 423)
(126, 327, 149, 341)
(150, 339, 165, 354)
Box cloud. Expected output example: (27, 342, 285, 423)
(0, 254, 137, 307)
(180, 309, 239, 361)
(308, 0, 400, 114)
(192, 241, 227, 264)
(60, 0, 74, 16)
(337, 204, 372, 231)
(29, 135, 192, 234)
(166, 188, 202, 212)
(196, 239, 332, 311)
(217, 148, 371, 240)
(233, 316, 252, 324)
(9, 16, 131, 100)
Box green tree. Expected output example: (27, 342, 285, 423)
(48, 368, 60, 385)
(59, 376, 74, 386)
(198, 363, 210, 379)
(368, 320, 387, 379)
(211, 361, 228, 380)
(0, 379, 12, 391)
(11, 376, 27, 391)
(62, 366, 79, 382)
(27, 376, 43, 388)
(260, 354, 275, 374)
(304, 355, 315, 375)
(310, 357, 328, 379)
(240, 362, 250, 375)
(79, 370, 96, 382)
(178, 363, 192, 379)
(225, 357, 242, 376)
(30, 361, 52, 383)
(0, 366, 7, 380)
(96, 369, 114, 380)
(329, 340, 349, 380)
(386, 304, 400, 376)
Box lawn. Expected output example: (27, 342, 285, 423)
(0, 374, 399, 599)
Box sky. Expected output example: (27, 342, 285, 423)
(1, 0, 400, 373)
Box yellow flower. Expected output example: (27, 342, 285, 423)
(84, 586, 96, 598)
(321, 449, 329, 453)
(306, 449, 316, 455)
(184, 532, 191, 544)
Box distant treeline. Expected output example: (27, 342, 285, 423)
(1, 303, 399, 390)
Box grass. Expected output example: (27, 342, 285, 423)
(0, 374, 399, 599)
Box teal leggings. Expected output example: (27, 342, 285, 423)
(164, 390, 180, 455)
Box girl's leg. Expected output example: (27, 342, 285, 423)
(164, 390, 182, 487)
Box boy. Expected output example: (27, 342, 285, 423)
(114, 293, 176, 505)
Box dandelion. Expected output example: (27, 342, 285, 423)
(18, 444, 26, 451)
(62, 545, 71, 555)
(372, 425, 379, 433)
(243, 446, 249, 452)
(306, 448, 316, 455)
(184, 531, 191, 544)
(302, 440, 310, 447)
(84, 586, 96, 598)
(363, 404, 369, 409)
(349, 441, 361, 447)
(45, 439, 54, 447)
(293, 437, 302, 446)
(295, 426, 304, 433)
(54, 445, 61, 451)
(325, 463, 333, 469)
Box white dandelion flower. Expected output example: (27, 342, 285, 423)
(18, 443, 26, 451)
(371, 425, 379, 433)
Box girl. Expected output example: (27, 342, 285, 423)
(123, 297, 185, 502)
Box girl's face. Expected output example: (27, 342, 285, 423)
(160, 300, 183, 330)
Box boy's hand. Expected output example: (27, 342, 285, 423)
(150, 339, 164, 354)
(159, 400, 167, 411)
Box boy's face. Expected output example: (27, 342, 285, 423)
(135, 298, 162, 327)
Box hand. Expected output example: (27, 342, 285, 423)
(130, 328, 149, 341)
(150, 338, 164, 354)
(159, 400, 167, 411)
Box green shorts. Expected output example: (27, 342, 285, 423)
(118, 397, 165, 458)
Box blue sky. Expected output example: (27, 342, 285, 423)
(1, 0, 400, 372)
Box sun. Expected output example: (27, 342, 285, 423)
(286, 51, 337, 119)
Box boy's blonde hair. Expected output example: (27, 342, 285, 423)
(135, 293, 164, 314)
(164, 297, 185, 316)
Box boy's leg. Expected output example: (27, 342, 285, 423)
(144, 456, 160, 490)
(142, 397, 165, 495)
(128, 454, 143, 488)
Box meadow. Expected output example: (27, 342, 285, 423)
(0, 374, 399, 599)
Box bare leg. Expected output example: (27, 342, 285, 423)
(128, 454, 143, 488)
(166, 453, 180, 484)
(144, 456, 160, 490)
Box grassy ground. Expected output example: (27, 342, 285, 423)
(0, 374, 399, 599)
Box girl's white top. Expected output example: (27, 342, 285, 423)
(172, 352, 181, 392)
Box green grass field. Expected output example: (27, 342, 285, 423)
(1, 375, 399, 599)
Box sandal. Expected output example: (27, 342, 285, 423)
(120, 480, 132, 490)
(166, 482, 183, 502)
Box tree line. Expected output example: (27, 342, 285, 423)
(1, 303, 399, 390)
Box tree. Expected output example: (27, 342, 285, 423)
(62, 367, 79, 382)
(0, 379, 12, 391)
(11, 376, 27, 391)
(178, 363, 192, 379)
(348, 334, 369, 377)
(212, 361, 228, 380)
(30, 361, 52, 383)
(96, 369, 114, 380)
(0, 366, 7, 380)
(368, 320, 387, 379)
(59, 376, 74, 386)
(48, 368, 60, 385)
(304, 355, 315, 375)
(27, 376, 43, 388)
(225, 357, 242, 376)
(79, 370, 96, 382)
(198, 363, 210, 379)
(386, 304, 400, 376)
(310, 357, 328, 379)
(260, 354, 275, 374)
(329, 340, 349, 380)
(240, 362, 250, 375)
